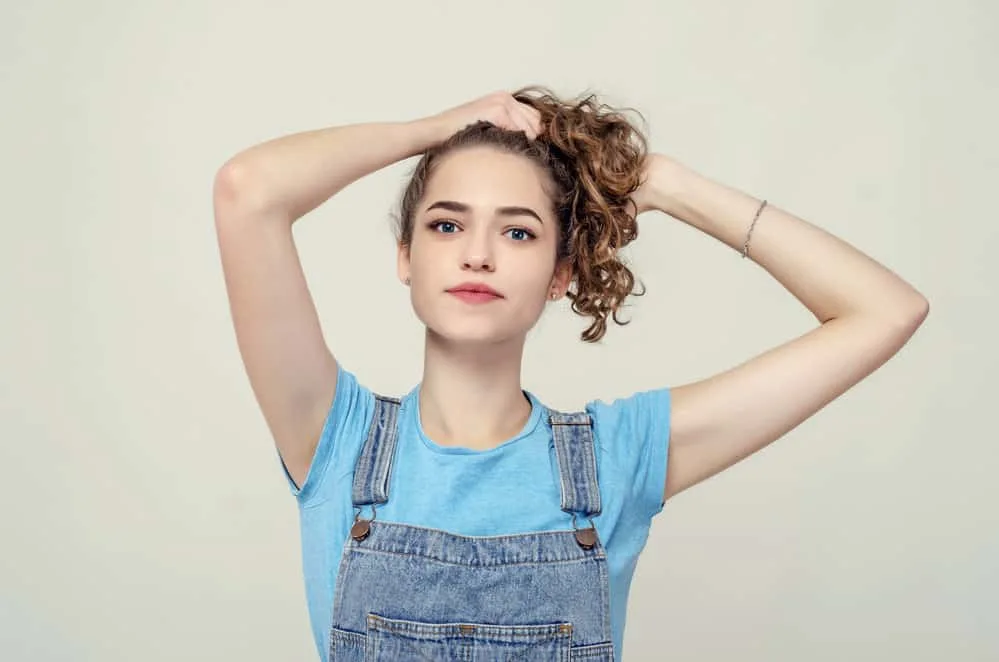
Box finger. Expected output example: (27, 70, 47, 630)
(525, 105, 543, 137)
(513, 104, 542, 139)
(512, 102, 541, 140)
(503, 98, 536, 138)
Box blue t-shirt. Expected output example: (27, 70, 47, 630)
(282, 363, 671, 661)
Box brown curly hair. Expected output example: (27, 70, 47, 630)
(395, 86, 648, 342)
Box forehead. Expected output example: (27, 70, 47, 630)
(423, 146, 551, 210)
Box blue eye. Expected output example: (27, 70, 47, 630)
(505, 228, 535, 241)
(429, 220, 459, 233)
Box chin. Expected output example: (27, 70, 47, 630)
(426, 320, 524, 347)
(413, 294, 543, 347)
(418, 309, 531, 347)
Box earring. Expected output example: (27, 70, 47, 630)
(404, 277, 411, 285)
(550, 291, 558, 300)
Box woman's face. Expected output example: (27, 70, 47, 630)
(398, 146, 569, 345)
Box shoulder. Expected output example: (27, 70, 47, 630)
(537, 387, 672, 450)
(584, 387, 672, 445)
(583, 387, 673, 518)
(287, 363, 402, 503)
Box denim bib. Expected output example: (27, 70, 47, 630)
(328, 395, 615, 661)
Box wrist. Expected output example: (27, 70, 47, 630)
(405, 116, 452, 153)
(646, 155, 699, 219)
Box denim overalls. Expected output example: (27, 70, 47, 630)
(327, 394, 616, 661)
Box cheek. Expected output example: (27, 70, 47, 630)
(406, 237, 441, 280)
(504, 252, 557, 313)
(509, 243, 557, 284)
(404, 237, 556, 321)
(510, 270, 550, 304)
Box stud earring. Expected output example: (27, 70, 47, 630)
(404, 277, 411, 285)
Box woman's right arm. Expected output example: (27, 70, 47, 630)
(213, 121, 448, 489)
(212, 95, 542, 489)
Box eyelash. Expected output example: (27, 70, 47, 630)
(426, 220, 537, 241)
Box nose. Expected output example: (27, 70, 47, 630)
(461, 231, 495, 272)
(463, 254, 494, 272)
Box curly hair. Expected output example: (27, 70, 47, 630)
(394, 86, 648, 342)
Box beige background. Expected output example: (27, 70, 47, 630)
(2, 0, 995, 660)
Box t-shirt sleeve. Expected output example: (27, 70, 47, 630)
(586, 387, 672, 520)
(278, 362, 375, 505)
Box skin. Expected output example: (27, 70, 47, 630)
(401, 145, 932, 502)
(640, 155, 928, 500)
(214, 91, 929, 506)
(397, 146, 572, 451)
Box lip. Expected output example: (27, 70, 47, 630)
(446, 281, 503, 303)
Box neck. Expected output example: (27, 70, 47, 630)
(418, 329, 533, 451)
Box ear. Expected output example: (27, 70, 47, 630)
(549, 259, 573, 298)
(397, 241, 412, 285)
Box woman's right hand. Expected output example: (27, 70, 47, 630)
(419, 91, 544, 143)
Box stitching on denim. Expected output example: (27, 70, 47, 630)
(361, 519, 592, 543)
(348, 546, 606, 568)
(351, 400, 382, 505)
(368, 613, 575, 645)
(352, 395, 400, 507)
(549, 411, 574, 512)
(570, 641, 615, 659)
(580, 418, 602, 516)
(549, 409, 601, 517)
(329, 540, 356, 641)
(350, 522, 608, 561)
(596, 545, 613, 645)
(370, 397, 395, 502)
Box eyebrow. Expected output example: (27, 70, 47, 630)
(424, 200, 544, 225)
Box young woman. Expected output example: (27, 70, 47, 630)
(213, 88, 928, 661)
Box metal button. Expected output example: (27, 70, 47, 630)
(350, 519, 371, 542)
(574, 527, 597, 549)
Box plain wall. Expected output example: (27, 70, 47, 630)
(2, 0, 995, 660)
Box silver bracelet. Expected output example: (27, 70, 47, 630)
(740, 199, 768, 259)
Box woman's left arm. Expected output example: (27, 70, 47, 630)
(636, 155, 931, 501)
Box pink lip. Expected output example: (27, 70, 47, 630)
(447, 282, 503, 303)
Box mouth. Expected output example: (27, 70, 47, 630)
(446, 283, 503, 304)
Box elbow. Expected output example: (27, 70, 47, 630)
(872, 280, 930, 332)
(912, 294, 930, 322)
(898, 291, 930, 329)
(213, 159, 253, 208)
(844, 291, 930, 347)
(880, 293, 930, 342)
(212, 159, 272, 220)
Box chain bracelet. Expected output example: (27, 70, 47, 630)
(740, 199, 768, 259)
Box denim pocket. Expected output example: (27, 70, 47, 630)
(570, 641, 615, 660)
(366, 612, 574, 661)
(329, 627, 366, 661)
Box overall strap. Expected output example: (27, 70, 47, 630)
(549, 410, 602, 518)
(351, 395, 402, 507)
